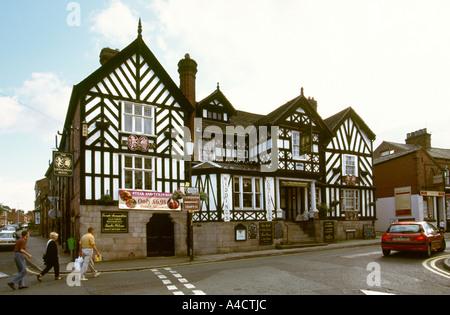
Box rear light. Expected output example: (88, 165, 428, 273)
(382, 235, 388, 241)
(416, 236, 425, 241)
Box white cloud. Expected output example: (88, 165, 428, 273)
(90, 0, 142, 48)
(0, 72, 71, 141)
(0, 175, 35, 211)
(149, 0, 450, 148)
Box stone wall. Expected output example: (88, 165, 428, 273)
(79, 205, 188, 261)
(78, 205, 375, 259)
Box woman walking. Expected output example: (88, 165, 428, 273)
(37, 232, 62, 281)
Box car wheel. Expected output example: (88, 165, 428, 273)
(382, 249, 391, 257)
(424, 244, 432, 258)
(437, 239, 446, 252)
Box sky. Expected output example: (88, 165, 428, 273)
(0, 0, 449, 211)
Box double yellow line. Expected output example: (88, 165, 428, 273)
(422, 254, 450, 279)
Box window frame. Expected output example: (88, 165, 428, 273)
(343, 154, 358, 176)
(121, 154, 154, 191)
(233, 176, 262, 210)
(343, 189, 359, 212)
(122, 101, 155, 136)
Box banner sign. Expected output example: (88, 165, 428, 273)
(119, 190, 180, 211)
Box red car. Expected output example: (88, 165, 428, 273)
(381, 221, 446, 257)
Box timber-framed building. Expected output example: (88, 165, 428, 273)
(42, 22, 376, 259)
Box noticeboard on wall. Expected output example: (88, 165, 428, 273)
(101, 212, 128, 234)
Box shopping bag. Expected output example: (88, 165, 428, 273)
(94, 254, 103, 262)
(74, 256, 83, 272)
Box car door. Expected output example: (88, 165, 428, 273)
(425, 223, 441, 250)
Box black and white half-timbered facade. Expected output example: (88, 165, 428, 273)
(50, 22, 376, 259)
(323, 108, 376, 222)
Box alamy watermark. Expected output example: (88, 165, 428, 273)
(170, 118, 279, 173)
(366, 262, 381, 287)
(67, 2, 81, 27)
(66, 262, 81, 287)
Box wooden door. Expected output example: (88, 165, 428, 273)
(146, 214, 175, 257)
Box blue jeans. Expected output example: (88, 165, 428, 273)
(12, 252, 27, 287)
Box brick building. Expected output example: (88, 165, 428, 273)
(374, 128, 448, 231)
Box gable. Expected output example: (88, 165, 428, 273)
(255, 96, 332, 139)
(327, 117, 372, 154)
(78, 37, 193, 112)
(197, 88, 237, 122)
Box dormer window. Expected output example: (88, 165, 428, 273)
(380, 150, 395, 157)
(203, 109, 228, 122)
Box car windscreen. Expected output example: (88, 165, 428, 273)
(387, 224, 422, 234)
(0, 233, 14, 239)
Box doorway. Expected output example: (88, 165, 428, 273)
(280, 187, 306, 221)
(146, 214, 175, 257)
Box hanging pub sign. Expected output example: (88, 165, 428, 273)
(53, 151, 73, 177)
(119, 190, 180, 211)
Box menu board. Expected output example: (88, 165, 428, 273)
(259, 222, 273, 245)
(363, 224, 376, 239)
(323, 221, 335, 242)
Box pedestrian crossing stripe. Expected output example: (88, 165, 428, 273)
(0, 272, 8, 278)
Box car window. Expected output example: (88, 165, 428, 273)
(424, 223, 438, 234)
(0, 233, 14, 239)
(387, 224, 421, 233)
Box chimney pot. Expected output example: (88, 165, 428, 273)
(100, 47, 120, 65)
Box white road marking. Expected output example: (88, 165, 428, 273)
(151, 268, 206, 295)
(343, 251, 381, 259)
(0, 272, 8, 278)
(361, 289, 395, 295)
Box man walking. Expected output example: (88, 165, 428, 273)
(8, 230, 32, 290)
(79, 227, 101, 281)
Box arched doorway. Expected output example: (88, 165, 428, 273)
(146, 214, 175, 257)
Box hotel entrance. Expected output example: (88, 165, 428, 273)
(280, 181, 310, 221)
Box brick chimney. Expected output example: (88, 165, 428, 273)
(178, 53, 198, 106)
(178, 54, 198, 138)
(100, 47, 120, 65)
(301, 87, 318, 112)
(405, 128, 431, 149)
(308, 97, 318, 112)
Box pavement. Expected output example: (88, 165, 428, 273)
(24, 232, 450, 275)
